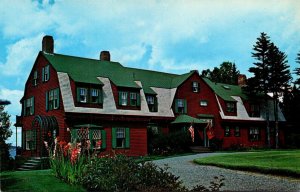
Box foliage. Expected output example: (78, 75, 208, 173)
(82, 155, 225, 192)
(294, 51, 300, 86)
(208, 138, 223, 151)
(81, 155, 186, 192)
(46, 136, 89, 185)
(149, 131, 192, 155)
(201, 61, 240, 85)
(0, 105, 13, 171)
(1, 169, 85, 192)
(194, 150, 300, 177)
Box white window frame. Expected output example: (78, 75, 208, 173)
(121, 92, 128, 106)
(79, 88, 87, 103)
(91, 89, 99, 103)
(33, 70, 38, 86)
(200, 100, 208, 107)
(44, 65, 50, 82)
(116, 128, 125, 148)
(192, 82, 199, 92)
(146, 96, 155, 105)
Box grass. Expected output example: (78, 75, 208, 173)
(0, 169, 86, 192)
(194, 150, 300, 177)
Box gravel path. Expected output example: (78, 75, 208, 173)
(153, 153, 300, 191)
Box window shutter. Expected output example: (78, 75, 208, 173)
(47, 65, 50, 81)
(42, 68, 45, 82)
(125, 128, 130, 148)
(112, 128, 116, 148)
(137, 93, 141, 107)
(101, 130, 106, 149)
(99, 89, 103, 104)
(174, 99, 179, 113)
(198, 82, 200, 92)
(118, 92, 122, 106)
(31, 97, 35, 115)
(71, 129, 78, 143)
(154, 97, 158, 112)
(184, 99, 187, 114)
(76, 88, 80, 102)
(56, 88, 60, 109)
(45, 91, 49, 111)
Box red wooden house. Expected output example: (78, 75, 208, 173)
(18, 36, 286, 157)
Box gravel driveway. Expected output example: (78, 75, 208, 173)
(153, 153, 300, 191)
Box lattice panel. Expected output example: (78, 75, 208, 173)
(77, 129, 89, 139)
(92, 130, 101, 140)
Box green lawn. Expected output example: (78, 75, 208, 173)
(194, 150, 300, 177)
(0, 169, 86, 192)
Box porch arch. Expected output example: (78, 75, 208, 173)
(32, 115, 58, 157)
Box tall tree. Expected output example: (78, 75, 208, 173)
(295, 51, 300, 86)
(201, 62, 240, 85)
(268, 43, 291, 148)
(0, 104, 12, 171)
(247, 32, 272, 148)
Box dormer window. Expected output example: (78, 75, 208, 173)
(250, 104, 260, 117)
(79, 88, 87, 103)
(91, 89, 99, 103)
(130, 93, 137, 106)
(226, 102, 235, 113)
(119, 91, 128, 106)
(146, 95, 158, 112)
(192, 82, 199, 92)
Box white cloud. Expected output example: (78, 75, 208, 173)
(0, 88, 23, 116)
(0, 34, 44, 76)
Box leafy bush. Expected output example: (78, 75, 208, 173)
(150, 131, 192, 155)
(81, 155, 186, 192)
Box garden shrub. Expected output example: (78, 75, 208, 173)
(81, 155, 186, 192)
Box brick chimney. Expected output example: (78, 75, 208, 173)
(42, 35, 54, 53)
(100, 51, 110, 61)
(238, 74, 247, 87)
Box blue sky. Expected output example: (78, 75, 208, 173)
(1, 0, 300, 146)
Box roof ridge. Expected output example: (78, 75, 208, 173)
(126, 66, 180, 77)
(42, 51, 123, 66)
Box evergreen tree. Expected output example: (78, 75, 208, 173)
(0, 104, 12, 171)
(201, 62, 240, 85)
(295, 51, 300, 86)
(268, 43, 291, 148)
(247, 32, 272, 148)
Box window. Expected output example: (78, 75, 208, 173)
(76, 87, 103, 104)
(146, 95, 158, 112)
(250, 104, 260, 117)
(79, 88, 87, 103)
(112, 127, 130, 148)
(130, 92, 137, 106)
(91, 89, 99, 103)
(224, 126, 230, 137)
(26, 130, 36, 150)
(119, 91, 128, 106)
(226, 102, 235, 113)
(42, 65, 50, 82)
(175, 99, 187, 114)
(192, 82, 199, 92)
(23, 97, 34, 116)
(234, 126, 240, 137)
(46, 88, 59, 111)
(71, 128, 106, 149)
(33, 70, 38, 86)
(200, 100, 208, 107)
(249, 127, 260, 141)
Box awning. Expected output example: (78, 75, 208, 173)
(73, 124, 103, 128)
(171, 115, 207, 124)
(197, 114, 214, 118)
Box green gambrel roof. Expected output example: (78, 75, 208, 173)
(43, 52, 194, 91)
(171, 115, 207, 124)
(203, 78, 248, 101)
